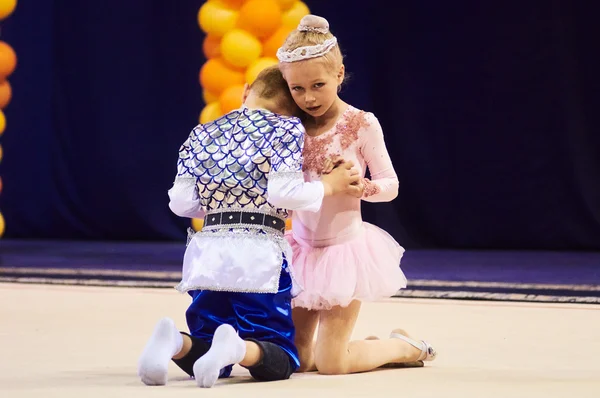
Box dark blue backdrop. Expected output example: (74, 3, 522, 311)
(1, 1, 599, 250)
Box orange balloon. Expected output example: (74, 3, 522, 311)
(0, 80, 11, 109)
(219, 84, 245, 114)
(0, 211, 4, 237)
(203, 35, 221, 59)
(276, 0, 296, 11)
(199, 57, 245, 95)
(0, 41, 16, 79)
(237, 0, 282, 39)
(203, 89, 219, 105)
(262, 25, 294, 58)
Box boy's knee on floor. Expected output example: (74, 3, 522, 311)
(245, 339, 295, 381)
(249, 366, 293, 381)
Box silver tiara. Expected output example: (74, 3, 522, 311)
(276, 37, 338, 63)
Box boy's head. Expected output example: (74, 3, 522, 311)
(242, 65, 301, 118)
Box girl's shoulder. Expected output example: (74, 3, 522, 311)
(343, 104, 380, 123)
(338, 105, 380, 136)
(334, 105, 379, 150)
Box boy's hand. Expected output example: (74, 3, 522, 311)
(322, 156, 345, 175)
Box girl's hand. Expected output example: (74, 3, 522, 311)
(347, 180, 365, 198)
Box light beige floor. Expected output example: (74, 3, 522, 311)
(1, 283, 599, 398)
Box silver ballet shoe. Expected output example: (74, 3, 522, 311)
(364, 335, 423, 368)
(390, 329, 437, 362)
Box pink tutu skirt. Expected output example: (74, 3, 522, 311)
(286, 222, 407, 310)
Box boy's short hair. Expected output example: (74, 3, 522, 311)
(250, 65, 300, 117)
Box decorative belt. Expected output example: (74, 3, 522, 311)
(203, 211, 286, 234)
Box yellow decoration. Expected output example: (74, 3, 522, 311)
(0, 109, 5, 136)
(197, 1, 239, 37)
(0, 0, 16, 20)
(220, 29, 262, 68)
(0, 211, 4, 237)
(192, 218, 204, 231)
(281, 1, 309, 29)
(245, 57, 278, 85)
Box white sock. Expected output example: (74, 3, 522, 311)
(193, 324, 246, 388)
(137, 317, 183, 386)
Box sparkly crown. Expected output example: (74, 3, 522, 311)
(276, 15, 337, 63)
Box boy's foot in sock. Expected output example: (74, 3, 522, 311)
(192, 324, 246, 388)
(137, 317, 183, 385)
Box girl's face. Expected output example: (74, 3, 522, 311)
(281, 58, 344, 118)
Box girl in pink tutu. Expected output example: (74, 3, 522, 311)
(277, 15, 437, 374)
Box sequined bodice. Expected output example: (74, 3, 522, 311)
(177, 108, 304, 217)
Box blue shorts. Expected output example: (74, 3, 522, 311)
(185, 261, 299, 378)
